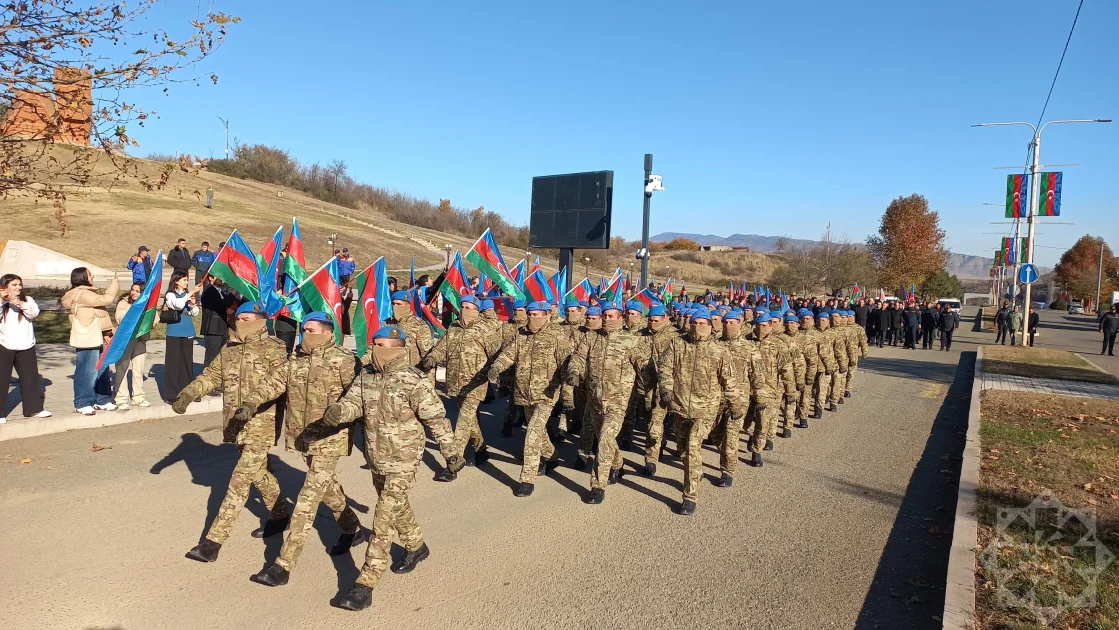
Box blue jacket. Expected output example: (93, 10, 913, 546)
(338, 255, 356, 277)
(127, 256, 153, 283)
(192, 249, 216, 276)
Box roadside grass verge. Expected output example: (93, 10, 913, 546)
(982, 345, 1118, 385)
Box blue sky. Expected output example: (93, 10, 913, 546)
(131, 0, 1118, 267)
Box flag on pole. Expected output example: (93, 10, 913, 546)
(287, 218, 306, 267)
(1019, 237, 1029, 263)
(550, 267, 567, 304)
(97, 250, 163, 374)
(564, 278, 595, 303)
(632, 287, 663, 314)
(465, 229, 525, 300)
(1005, 174, 1029, 218)
(259, 226, 286, 317)
(659, 278, 674, 302)
(601, 268, 623, 301)
(352, 257, 391, 355)
(524, 268, 555, 303)
(258, 225, 282, 270)
(295, 258, 344, 342)
(439, 251, 471, 313)
(509, 259, 526, 287)
(1037, 172, 1062, 216)
(411, 286, 446, 336)
(852, 282, 862, 297)
(209, 229, 261, 301)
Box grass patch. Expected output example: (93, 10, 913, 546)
(982, 345, 1118, 385)
(976, 390, 1119, 629)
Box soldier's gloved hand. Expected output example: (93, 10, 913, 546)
(565, 373, 579, 387)
(171, 391, 193, 414)
(233, 403, 256, 422)
(446, 455, 465, 474)
(487, 368, 500, 382)
(659, 390, 672, 408)
(323, 403, 345, 426)
(562, 400, 576, 413)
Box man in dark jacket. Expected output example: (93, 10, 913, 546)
(1099, 305, 1119, 356)
(902, 304, 920, 349)
(873, 302, 890, 348)
(888, 302, 903, 346)
(1028, 307, 1040, 347)
(168, 238, 192, 279)
(939, 304, 957, 351)
(921, 303, 939, 350)
(994, 303, 1010, 344)
(200, 278, 238, 367)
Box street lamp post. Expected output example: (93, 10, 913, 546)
(444, 243, 452, 270)
(584, 257, 590, 279)
(974, 118, 1111, 346)
(216, 117, 230, 158)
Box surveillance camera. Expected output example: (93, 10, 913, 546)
(645, 175, 664, 194)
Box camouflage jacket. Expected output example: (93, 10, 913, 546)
(798, 327, 836, 375)
(824, 327, 850, 371)
(422, 317, 500, 397)
(568, 328, 652, 410)
(480, 310, 502, 333)
(757, 334, 798, 399)
(181, 328, 288, 446)
(330, 352, 455, 475)
(377, 310, 434, 370)
(721, 332, 768, 407)
(778, 330, 807, 389)
(847, 324, 870, 360)
(658, 335, 743, 421)
(632, 325, 677, 392)
(840, 324, 860, 363)
(489, 321, 573, 406)
(283, 344, 360, 456)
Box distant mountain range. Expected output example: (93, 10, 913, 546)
(650, 232, 1048, 280)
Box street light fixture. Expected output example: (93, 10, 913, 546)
(974, 118, 1111, 345)
(584, 256, 590, 278)
(216, 117, 230, 159)
(444, 243, 452, 269)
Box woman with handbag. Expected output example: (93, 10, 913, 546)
(162, 271, 201, 402)
(0, 274, 52, 423)
(61, 267, 119, 415)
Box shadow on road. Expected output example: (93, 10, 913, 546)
(854, 351, 973, 630)
(857, 354, 959, 384)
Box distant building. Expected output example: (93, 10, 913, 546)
(699, 245, 749, 252)
(1, 67, 92, 145)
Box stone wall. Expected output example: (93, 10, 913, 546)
(1, 67, 92, 145)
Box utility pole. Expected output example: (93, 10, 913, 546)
(216, 117, 230, 158)
(1096, 240, 1104, 313)
(639, 154, 652, 288)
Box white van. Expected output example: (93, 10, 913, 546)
(938, 298, 961, 310)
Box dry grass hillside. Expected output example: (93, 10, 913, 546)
(2, 144, 780, 288)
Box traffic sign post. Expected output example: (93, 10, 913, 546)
(1018, 263, 1039, 285)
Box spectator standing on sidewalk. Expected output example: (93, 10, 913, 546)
(162, 271, 201, 402)
(994, 303, 1009, 344)
(1028, 307, 1040, 347)
(112, 282, 151, 410)
(61, 268, 119, 415)
(168, 238, 192, 283)
(0, 274, 51, 423)
(201, 278, 237, 367)
(128, 246, 154, 284)
(1008, 306, 1022, 346)
(1100, 305, 1119, 356)
(337, 248, 356, 285)
(192, 242, 216, 288)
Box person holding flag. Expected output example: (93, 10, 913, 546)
(110, 281, 153, 410)
(386, 290, 435, 374)
(172, 301, 292, 564)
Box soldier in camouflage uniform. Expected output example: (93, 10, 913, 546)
(658, 306, 743, 515)
(795, 309, 835, 424)
(479, 298, 502, 332)
(573, 306, 602, 468)
(811, 309, 839, 417)
(420, 295, 500, 473)
(383, 290, 435, 371)
(635, 304, 676, 475)
(741, 307, 756, 339)
(174, 302, 291, 563)
(324, 325, 463, 612)
(557, 298, 586, 438)
(488, 301, 573, 497)
(776, 311, 807, 436)
(824, 310, 850, 411)
(619, 300, 649, 449)
(567, 301, 652, 505)
(710, 309, 724, 339)
(842, 310, 869, 398)
(498, 299, 529, 437)
(749, 312, 796, 467)
(716, 308, 764, 486)
(252, 312, 363, 587)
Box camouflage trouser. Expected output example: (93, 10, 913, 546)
(275, 454, 361, 571)
(682, 416, 716, 502)
(749, 406, 777, 454)
(622, 388, 648, 436)
(673, 416, 691, 450)
(356, 471, 421, 589)
(520, 403, 557, 484)
(643, 401, 669, 465)
(205, 445, 289, 544)
(798, 372, 818, 419)
(578, 402, 599, 460)
(590, 403, 626, 490)
(814, 372, 832, 409)
(721, 412, 746, 475)
(845, 360, 858, 393)
(779, 392, 797, 430)
(452, 391, 486, 457)
(829, 370, 847, 404)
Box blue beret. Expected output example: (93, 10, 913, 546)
(829, 309, 843, 317)
(625, 300, 644, 312)
(648, 304, 666, 317)
(784, 312, 799, 322)
(579, 300, 589, 308)
(480, 299, 494, 311)
(691, 306, 712, 322)
(601, 300, 623, 313)
(235, 301, 265, 317)
(373, 325, 407, 341)
(526, 301, 550, 313)
(460, 294, 478, 306)
(723, 309, 742, 321)
(391, 291, 411, 302)
(564, 297, 580, 308)
(755, 312, 772, 323)
(753, 306, 767, 314)
(585, 306, 602, 317)
(798, 308, 813, 318)
(302, 311, 334, 327)
(513, 298, 526, 309)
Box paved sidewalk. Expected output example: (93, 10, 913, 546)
(981, 371, 1119, 400)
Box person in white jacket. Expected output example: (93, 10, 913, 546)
(0, 274, 51, 423)
(113, 282, 151, 410)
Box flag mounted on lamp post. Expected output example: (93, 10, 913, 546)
(1005, 174, 1029, 218)
(1037, 172, 1062, 216)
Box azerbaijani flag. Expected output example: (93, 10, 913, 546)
(287, 217, 306, 267)
(528, 256, 541, 276)
(279, 218, 307, 321)
(465, 229, 525, 300)
(97, 250, 163, 374)
(632, 287, 663, 314)
(1037, 172, 1062, 217)
(259, 226, 286, 317)
(509, 259, 526, 287)
(601, 268, 623, 301)
(550, 267, 567, 304)
(1005, 174, 1029, 218)
(564, 278, 594, 303)
(524, 268, 555, 303)
(412, 286, 446, 336)
(352, 257, 391, 356)
(852, 282, 862, 297)
(1019, 237, 1030, 263)
(659, 278, 673, 302)
(440, 250, 471, 313)
(295, 257, 344, 342)
(209, 229, 261, 301)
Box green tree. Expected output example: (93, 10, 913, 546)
(919, 270, 963, 301)
(866, 194, 949, 289)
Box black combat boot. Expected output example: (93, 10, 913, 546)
(537, 461, 547, 476)
(676, 500, 697, 516)
(337, 584, 373, 611)
(391, 543, 430, 574)
(715, 473, 733, 488)
(796, 418, 809, 429)
(185, 539, 221, 563)
(544, 459, 561, 474)
(251, 563, 290, 587)
(780, 428, 792, 438)
(473, 447, 490, 466)
(574, 455, 589, 471)
(584, 488, 605, 504)
(813, 408, 822, 420)
(643, 461, 656, 477)
(251, 516, 290, 539)
(837, 397, 844, 405)
(749, 452, 764, 468)
(513, 482, 534, 497)
(844, 390, 851, 398)
(764, 439, 774, 451)
(828, 402, 838, 412)
(618, 433, 633, 452)
(329, 529, 368, 556)
(433, 468, 457, 482)
(501, 423, 513, 437)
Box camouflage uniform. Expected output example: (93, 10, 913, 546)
(382, 310, 435, 371)
(568, 327, 652, 489)
(555, 314, 586, 434)
(720, 328, 765, 474)
(275, 344, 363, 572)
(328, 352, 457, 591)
(658, 334, 743, 503)
(421, 317, 501, 458)
(798, 324, 836, 417)
(752, 333, 796, 453)
(621, 312, 649, 438)
(178, 328, 290, 544)
(824, 323, 850, 405)
(488, 321, 572, 484)
(844, 318, 869, 394)
(496, 318, 527, 430)
(636, 323, 678, 467)
(777, 326, 807, 429)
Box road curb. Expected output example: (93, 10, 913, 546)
(0, 397, 221, 442)
(1076, 353, 1115, 379)
(942, 346, 982, 629)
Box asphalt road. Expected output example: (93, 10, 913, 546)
(0, 329, 980, 630)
